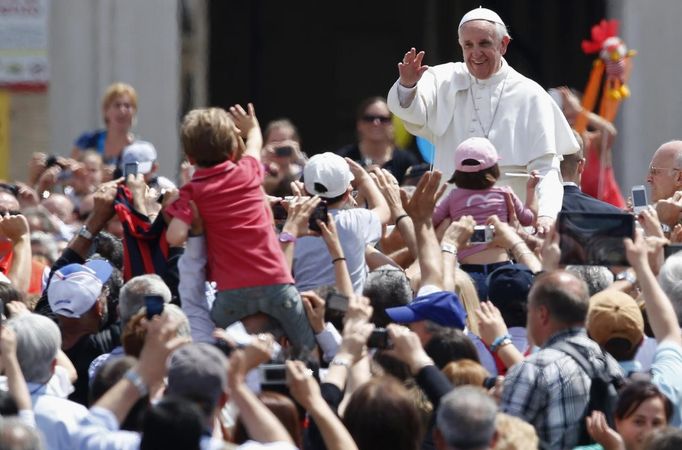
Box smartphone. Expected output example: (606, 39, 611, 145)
(274, 146, 294, 157)
(631, 185, 648, 214)
(272, 202, 288, 221)
(325, 292, 349, 313)
(367, 328, 392, 349)
(259, 364, 287, 386)
(664, 244, 682, 260)
(469, 225, 494, 244)
(213, 339, 235, 357)
(483, 376, 497, 390)
(557, 212, 634, 266)
(124, 162, 139, 178)
(144, 295, 165, 319)
(308, 202, 329, 233)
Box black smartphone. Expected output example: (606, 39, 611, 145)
(213, 339, 234, 357)
(274, 146, 294, 157)
(272, 202, 288, 221)
(144, 295, 164, 319)
(367, 328, 392, 349)
(664, 244, 682, 260)
(557, 212, 634, 266)
(308, 202, 328, 233)
(325, 292, 349, 313)
(124, 162, 139, 178)
(483, 376, 497, 390)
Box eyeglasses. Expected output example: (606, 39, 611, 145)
(0, 210, 21, 216)
(361, 115, 392, 124)
(648, 166, 682, 176)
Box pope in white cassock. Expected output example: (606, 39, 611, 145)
(387, 7, 579, 234)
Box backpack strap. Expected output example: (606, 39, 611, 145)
(552, 341, 598, 378)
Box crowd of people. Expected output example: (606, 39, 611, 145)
(3, 6, 682, 450)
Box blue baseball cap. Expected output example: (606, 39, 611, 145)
(385, 291, 467, 329)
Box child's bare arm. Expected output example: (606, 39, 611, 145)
(229, 103, 262, 161)
(166, 217, 190, 247)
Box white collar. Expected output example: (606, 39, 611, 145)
(562, 181, 579, 187)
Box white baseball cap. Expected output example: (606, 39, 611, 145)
(47, 260, 113, 318)
(303, 152, 354, 198)
(459, 7, 506, 29)
(121, 140, 157, 174)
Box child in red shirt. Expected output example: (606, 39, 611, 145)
(166, 104, 315, 354)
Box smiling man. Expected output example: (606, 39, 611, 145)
(387, 7, 578, 234)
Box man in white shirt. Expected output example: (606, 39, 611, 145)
(387, 7, 578, 233)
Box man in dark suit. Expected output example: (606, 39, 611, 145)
(560, 137, 624, 214)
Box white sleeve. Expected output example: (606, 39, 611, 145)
(178, 236, 216, 343)
(396, 82, 418, 108)
(72, 407, 141, 450)
(315, 322, 342, 362)
(528, 153, 563, 219)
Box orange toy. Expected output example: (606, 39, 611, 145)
(575, 19, 636, 132)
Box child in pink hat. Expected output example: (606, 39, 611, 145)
(433, 137, 538, 299)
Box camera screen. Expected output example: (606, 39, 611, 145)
(557, 212, 634, 266)
(144, 295, 164, 319)
(367, 329, 391, 349)
(664, 244, 682, 260)
(261, 365, 287, 385)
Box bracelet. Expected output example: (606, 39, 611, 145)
(332, 257, 346, 264)
(395, 214, 410, 226)
(441, 242, 457, 255)
(124, 369, 149, 397)
(489, 334, 513, 353)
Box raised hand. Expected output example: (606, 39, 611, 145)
(398, 48, 429, 88)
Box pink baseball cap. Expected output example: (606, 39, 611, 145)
(454, 137, 501, 173)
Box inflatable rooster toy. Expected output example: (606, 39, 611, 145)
(576, 19, 636, 131)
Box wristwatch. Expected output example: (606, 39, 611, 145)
(330, 356, 352, 369)
(278, 231, 297, 243)
(78, 225, 94, 241)
(124, 369, 149, 397)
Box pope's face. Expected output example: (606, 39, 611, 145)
(459, 20, 509, 80)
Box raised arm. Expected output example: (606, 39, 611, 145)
(346, 158, 390, 224)
(625, 231, 682, 345)
(0, 214, 31, 294)
(228, 103, 262, 161)
(287, 360, 358, 450)
(404, 171, 446, 290)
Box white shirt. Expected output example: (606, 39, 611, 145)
(72, 407, 298, 450)
(29, 382, 88, 450)
(388, 58, 579, 219)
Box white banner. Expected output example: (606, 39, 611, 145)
(0, 0, 49, 85)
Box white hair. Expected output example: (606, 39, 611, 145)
(436, 386, 497, 449)
(8, 314, 61, 384)
(119, 274, 172, 327)
(659, 253, 682, 325)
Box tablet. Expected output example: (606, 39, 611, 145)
(557, 212, 634, 266)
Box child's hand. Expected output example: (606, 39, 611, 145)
(526, 170, 541, 190)
(228, 103, 259, 139)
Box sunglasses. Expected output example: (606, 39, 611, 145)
(0, 210, 20, 216)
(361, 115, 392, 124)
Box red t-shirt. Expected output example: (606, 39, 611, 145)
(166, 156, 293, 291)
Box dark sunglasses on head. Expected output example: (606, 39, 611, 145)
(0, 210, 20, 216)
(361, 114, 392, 124)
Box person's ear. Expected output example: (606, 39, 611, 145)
(538, 304, 550, 326)
(499, 35, 510, 55)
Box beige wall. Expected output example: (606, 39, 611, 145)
(608, 0, 682, 196)
(6, 91, 49, 182)
(48, 0, 181, 180)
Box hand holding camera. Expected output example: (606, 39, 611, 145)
(386, 324, 434, 375)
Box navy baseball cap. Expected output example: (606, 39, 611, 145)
(487, 264, 535, 306)
(385, 291, 467, 329)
